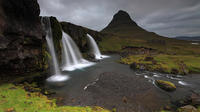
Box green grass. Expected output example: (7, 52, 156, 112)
(0, 84, 110, 112)
(120, 54, 200, 74)
(99, 34, 200, 55)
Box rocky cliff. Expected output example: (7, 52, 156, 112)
(0, 0, 45, 76)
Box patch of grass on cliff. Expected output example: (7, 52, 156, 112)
(0, 84, 110, 112)
(120, 54, 200, 74)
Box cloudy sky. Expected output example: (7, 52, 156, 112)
(38, 0, 200, 37)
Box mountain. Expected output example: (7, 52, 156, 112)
(101, 10, 163, 40)
(99, 10, 200, 55)
(175, 36, 200, 41)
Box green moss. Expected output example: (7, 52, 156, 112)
(0, 84, 110, 112)
(42, 43, 50, 70)
(120, 54, 200, 75)
(156, 80, 176, 89)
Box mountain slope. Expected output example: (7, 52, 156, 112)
(101, 10, 163, 40)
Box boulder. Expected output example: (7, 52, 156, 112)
(155, 80, 176, 92)
(191, 93, 200, 105)
(171, 68, 179, 74)
(130, 63, 137, 70)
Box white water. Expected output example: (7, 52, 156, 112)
(87, 34, 109, 60)
(62, 32, 95, 71)
(178, 81, 190, 86)
(41, 17, 69, 82)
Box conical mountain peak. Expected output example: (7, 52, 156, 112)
(102, 10, 138, 32)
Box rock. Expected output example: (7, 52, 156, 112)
(130, 63, 137, 70)
(87, 53, 96, 59)
(0, 0, 45, 76)
(171, 68, 179, 74)
(179, 105, 198, 112)
(155, 80, 176, 92)
(191, 93, 200, 105)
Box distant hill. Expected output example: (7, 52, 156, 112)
(175, 36, 200, 41)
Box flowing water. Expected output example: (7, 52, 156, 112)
(45, 55, 200, 112)
(41, 17, 69, 82)
(87, 34, 109, 59)
(62, 32, 95, 71)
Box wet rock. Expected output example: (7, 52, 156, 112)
(178, 105, 198, 112)
(171, 68, 179, 74)
(87, 53, 96, 59)
(130, 63, 137, 70)
(155, 80, 176, 92)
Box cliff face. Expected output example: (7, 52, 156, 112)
(61, 22, 104, 52)
(0, 0, 45, 76)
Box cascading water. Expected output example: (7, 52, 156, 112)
(41, 17, 69, 82)
(62, 32, 95, 71)
(87, 34, 109, 59)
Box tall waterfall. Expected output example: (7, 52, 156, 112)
(87, 34, 109, 59)
(41, 17, 69, 82)
(62, 32, 95, 71)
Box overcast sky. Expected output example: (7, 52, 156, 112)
(38, 0, 200, 37)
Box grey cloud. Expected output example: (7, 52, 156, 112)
(38, 0, 200, 37)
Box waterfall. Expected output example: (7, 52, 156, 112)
(87, 34, 109, 59)
(41, 17, 69, 82)
(62, 32, 95, 71)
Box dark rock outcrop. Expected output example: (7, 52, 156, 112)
(0, 0, 45, 76)
(61, 22, 104, 52)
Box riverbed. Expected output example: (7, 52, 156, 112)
(45, 55, 200, 112)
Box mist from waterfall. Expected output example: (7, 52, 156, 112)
(41, 17, 69, 82)
(87, 34, 109, 59)
(62, 32, 95, 71)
